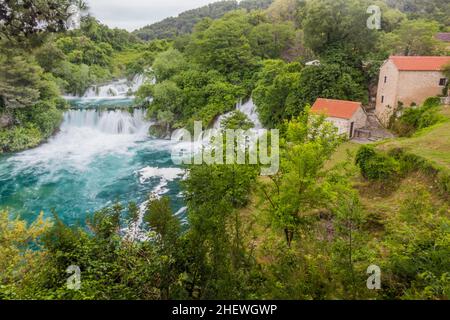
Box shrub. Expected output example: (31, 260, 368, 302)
(423, 96, 441, 108)
(221, 110, 255, 130)
(0, 125, 42, 153)
(356, 145, 400, 181)
(20, 101, 63, 138)
(392, 103, 443, 137)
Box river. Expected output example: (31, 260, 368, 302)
(0, 78, 187, 227)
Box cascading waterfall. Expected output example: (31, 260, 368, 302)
(66, 74, 147, 100)
(63, 108, 149, 135)
(214, 98, 263, 130)
(0, 105, 185, 229)
(236, 98, 263, 129)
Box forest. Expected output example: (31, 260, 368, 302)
(133, 0, 274, 41)
(0, 0, 449, 300)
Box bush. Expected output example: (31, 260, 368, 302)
(423, 96, 441, 108)
(392, 103, 443, 137)
(0, 125, 42, 153)
(356, 145, 400, 181)
(28, 101, 62, 138)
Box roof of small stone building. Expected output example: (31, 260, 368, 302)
(311, 98, 362, 120)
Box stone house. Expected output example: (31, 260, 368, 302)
(375, 56, 450, 125)
(311, 98, 367, 138)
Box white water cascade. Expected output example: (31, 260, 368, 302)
(9, 109, 152, 171)
(65, 74, 147, 100)
(63, 108, 149, 135)
(214, 98, 263, 130)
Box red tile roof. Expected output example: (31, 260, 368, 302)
(390, 56, 450, 71)
(436, 33, 450, 42)
(311, 98, 362, 120)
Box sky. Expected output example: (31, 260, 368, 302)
(87, 0, 221, 31)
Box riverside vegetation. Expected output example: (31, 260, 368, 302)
(0, 0, 449, 300)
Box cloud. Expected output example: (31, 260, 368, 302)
(86, 0, 220, 31)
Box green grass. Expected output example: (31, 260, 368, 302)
(325, 141, 360, 170)
(377, 106, 450, 173)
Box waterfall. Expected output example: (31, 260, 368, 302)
(8, 108, 152, 172)
(237, 98, 263, 129)
(63, 108, 149, 135)
(64, 74, 147, 100)
(214, 98, 263, 129)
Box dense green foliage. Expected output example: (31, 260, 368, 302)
(221, 111, 255, 130)
(356, 145, 401, 181)
(0, 0, 75, 41)
(391, 98, 445, 137)
(134, 0, 274, 41)
(139, 0, 449, 132)
(384, 0, 450, 26)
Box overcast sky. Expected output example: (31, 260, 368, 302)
(87, 0, 221, 31)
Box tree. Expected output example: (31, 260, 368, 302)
(253, 59, 367, 128)
(384, 0, 450, 26)
(0, 211, 52, 299)
(380, 187, 450, 299)
(148, 80, 183, 123)
(302, 0, 378, 55)
(266, 0, 302, 23)
(187, 11, 257, 83)
(221, 110, 255, 130)
(0, 53, 43, 109)
(133, 0, 273, 41)
(380, 19, 444, 56)
(152, 49, 188, 82)
(248, 22, 296, 59)
(260, 113, 343, 247)
(297, 63, 368, 107)
(252, 59, 304, 128)
(0, 0, 73, 41)
(329, 182, 370, 299)
(183, 162, 258, 299)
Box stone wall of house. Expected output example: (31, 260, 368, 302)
(326, 107, 367, 138)
(350, 107, 368, 130)
(375, 60, 399, 125)
(376, 60, 448, 126)
(397, 71, 447, 107)
(327, 117, 350, 136)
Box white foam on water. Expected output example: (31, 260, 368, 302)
(138, 167, 185, 186)
(64, 74, 148, 101)
(124, 167, 185, 241)
(7, 109, 152, 172)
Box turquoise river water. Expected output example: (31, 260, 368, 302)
(0, 98, 186, 227)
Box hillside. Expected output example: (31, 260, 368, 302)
(133, 0, 273, 41)
(377, 106, 450, 173)
(235, 107, 450, 299)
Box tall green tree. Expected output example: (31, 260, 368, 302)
(380, 19, 445, 56)
(187, 11, 258, 84)
(260, 113, 343, 247)
(302, 0, 378, 55)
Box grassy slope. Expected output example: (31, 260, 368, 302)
(377, 106, 450, 174)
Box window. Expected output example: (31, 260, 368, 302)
(381, 96, 384, 103)
(439, 78, 447, 86)
(384, 76, 387, 83)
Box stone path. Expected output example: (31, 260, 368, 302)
(353, 110, 396, 144)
